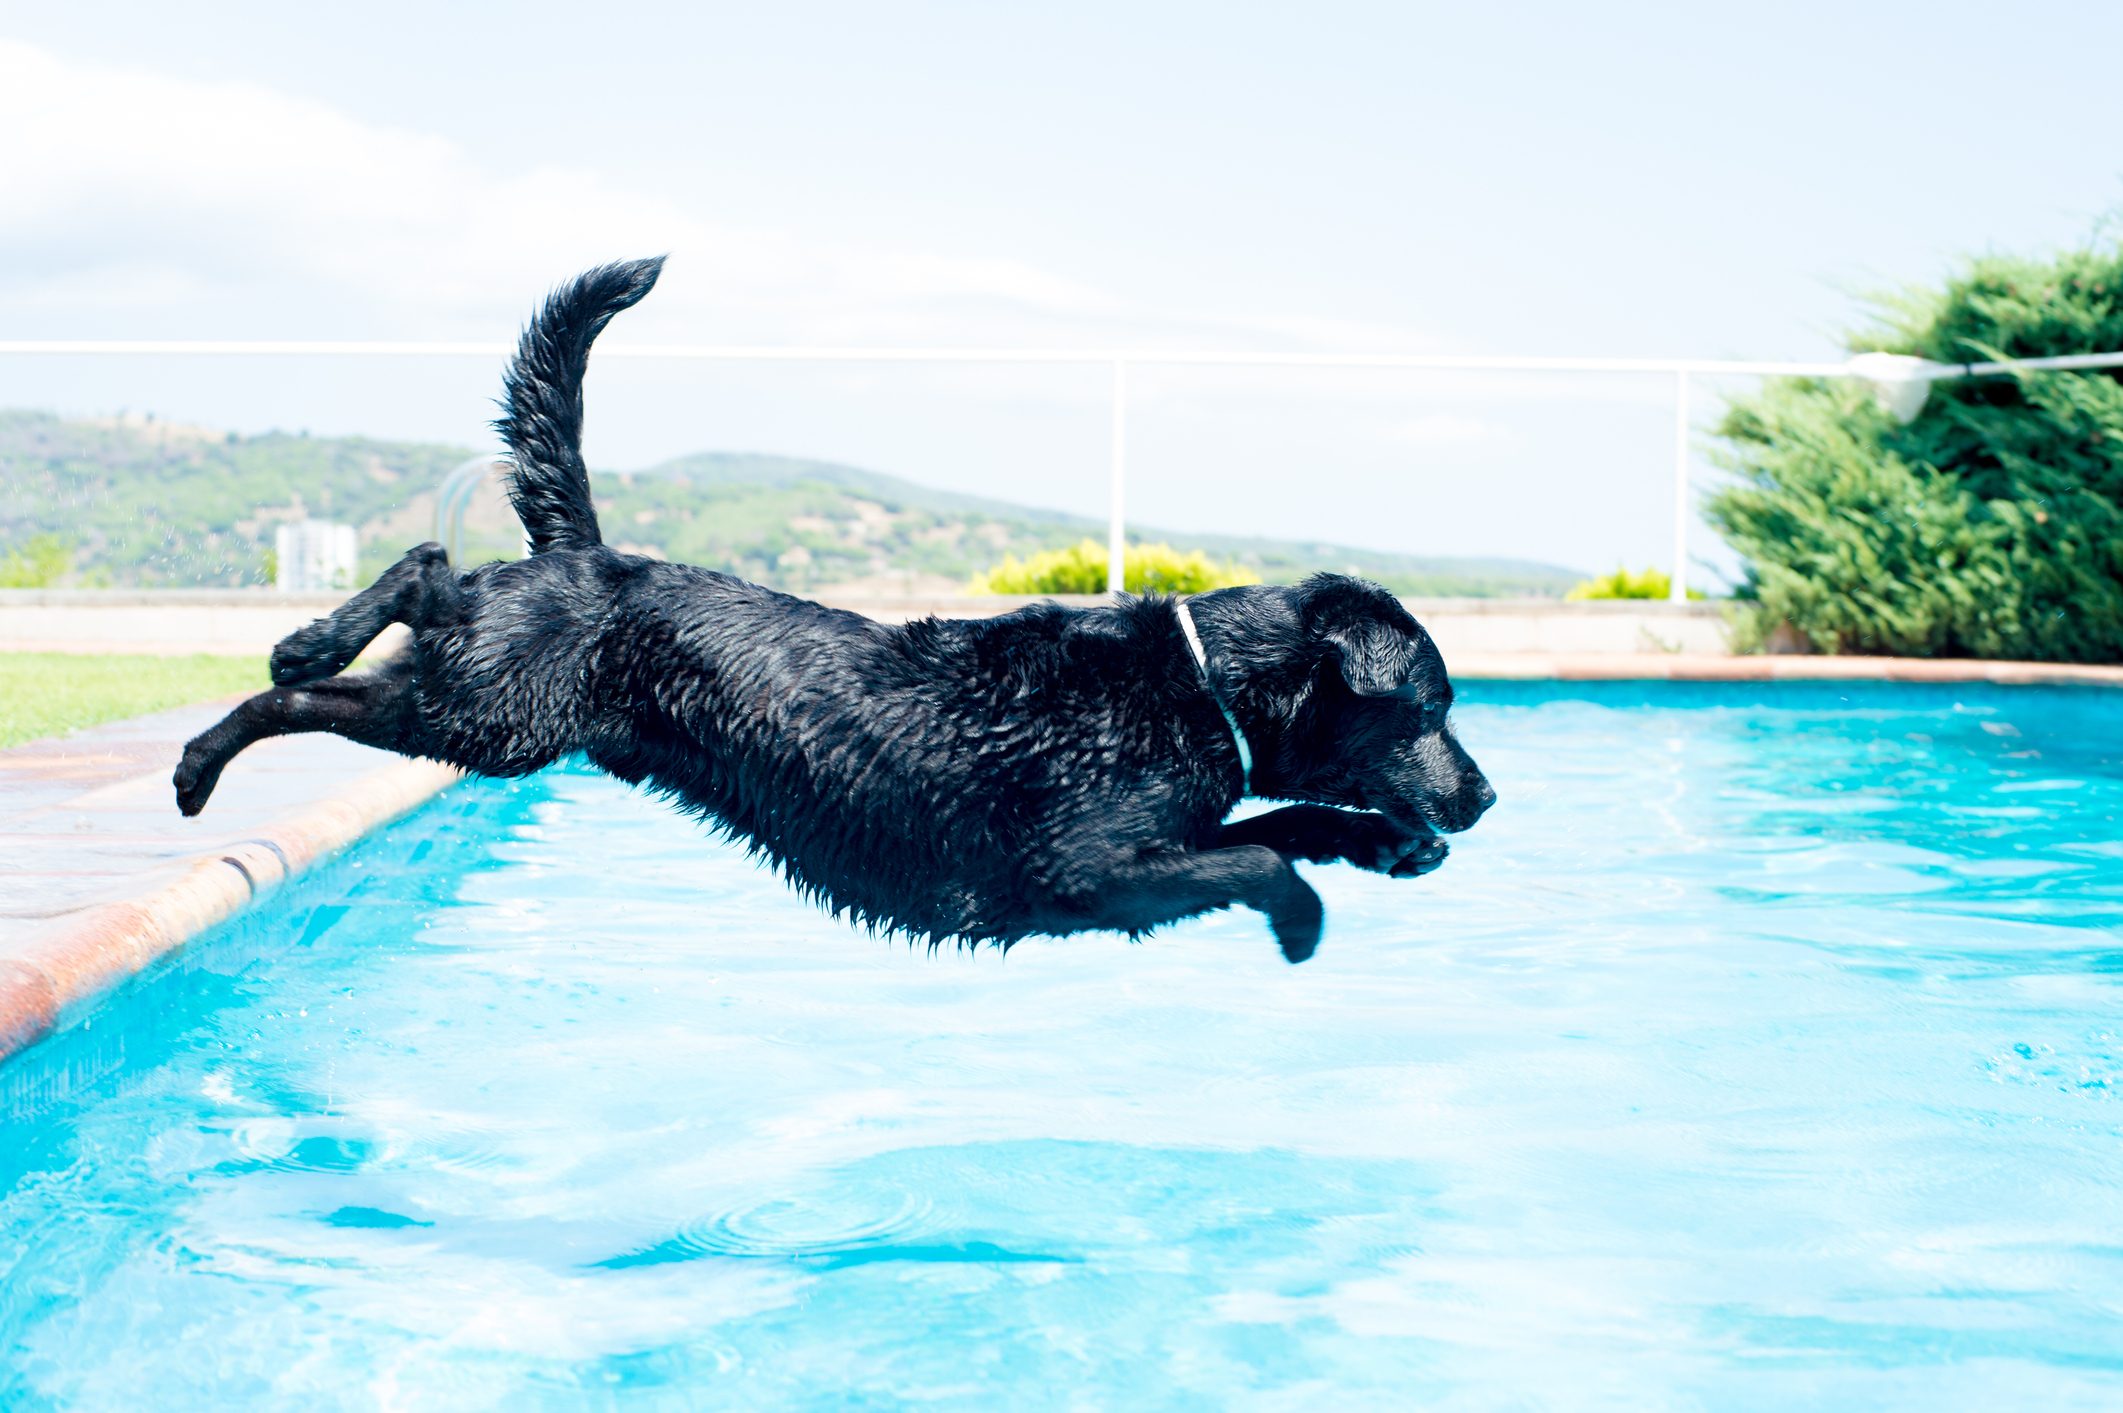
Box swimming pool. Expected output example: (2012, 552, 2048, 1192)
(4, 681, 2121, 1407)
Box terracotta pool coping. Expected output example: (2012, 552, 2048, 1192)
(0, 723, 459, 1063)
(2, 652, 2117, 1067)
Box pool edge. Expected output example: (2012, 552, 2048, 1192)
(1449, 653, 2123, 685)
(0, 757, 461, 1063)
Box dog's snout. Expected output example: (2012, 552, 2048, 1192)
(1435, 773, 1495, 834)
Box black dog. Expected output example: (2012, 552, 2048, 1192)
(175, 259, 1494, 962)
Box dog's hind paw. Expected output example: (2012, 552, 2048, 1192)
(269, 622, 355, 685)
(172, 742, 224, 817)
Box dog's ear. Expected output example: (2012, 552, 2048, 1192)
(1300, 574, 1426, 697)
(1326, 620, 1421, 697)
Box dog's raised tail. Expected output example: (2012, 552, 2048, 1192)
(495, 256, 665, 553)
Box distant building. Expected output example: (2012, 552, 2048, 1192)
(275, 520, 358, 591)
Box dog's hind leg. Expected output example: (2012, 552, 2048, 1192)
(174, 657, 432, 816)
(1075, 845, 1326, 964)
(269, 542, 463, 685)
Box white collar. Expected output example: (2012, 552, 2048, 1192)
(1174, 598, 1254, 795)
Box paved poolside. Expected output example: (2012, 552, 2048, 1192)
(0, 698, 457, 1061)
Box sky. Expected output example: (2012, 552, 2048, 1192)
(5, 1, 2123, 580)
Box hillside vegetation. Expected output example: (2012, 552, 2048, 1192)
(0, 411, 1581, 597)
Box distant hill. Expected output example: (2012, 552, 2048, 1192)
(0, 410, 1583, 597)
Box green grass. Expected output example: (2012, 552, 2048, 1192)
(0, 653, 266, 750)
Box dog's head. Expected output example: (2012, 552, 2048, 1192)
(1205, 575, 1495, 834)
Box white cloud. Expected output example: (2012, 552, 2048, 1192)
(0, 39, 1737, 572)
(0, 39, 1140, 344)
(0, 38, 1452, 355)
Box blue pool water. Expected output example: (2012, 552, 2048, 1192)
(4, 681, 2122, 1408)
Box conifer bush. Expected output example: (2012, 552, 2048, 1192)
(1707, 244, 2123, 661)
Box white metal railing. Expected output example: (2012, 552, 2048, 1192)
(7, 340, 2122, 600)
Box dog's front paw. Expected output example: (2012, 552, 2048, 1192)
(1386, 835, 1448, 879)
(1348, 815, 1448, 879)
(1270, 883, 1325, 964)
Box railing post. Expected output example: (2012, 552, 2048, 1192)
(1108, 360, 1128, 596)
(1670, 369, 1690, 603)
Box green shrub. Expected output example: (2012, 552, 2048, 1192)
(1565, 566, 1704, 601)
(0, 534, 71, 588)
(1706, 242, 2123, 661)
(970, 538, 1261, 595)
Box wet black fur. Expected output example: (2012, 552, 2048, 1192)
(175, 259, 1495, 962)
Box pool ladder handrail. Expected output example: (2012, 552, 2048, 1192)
(432, 453, 526, 566)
